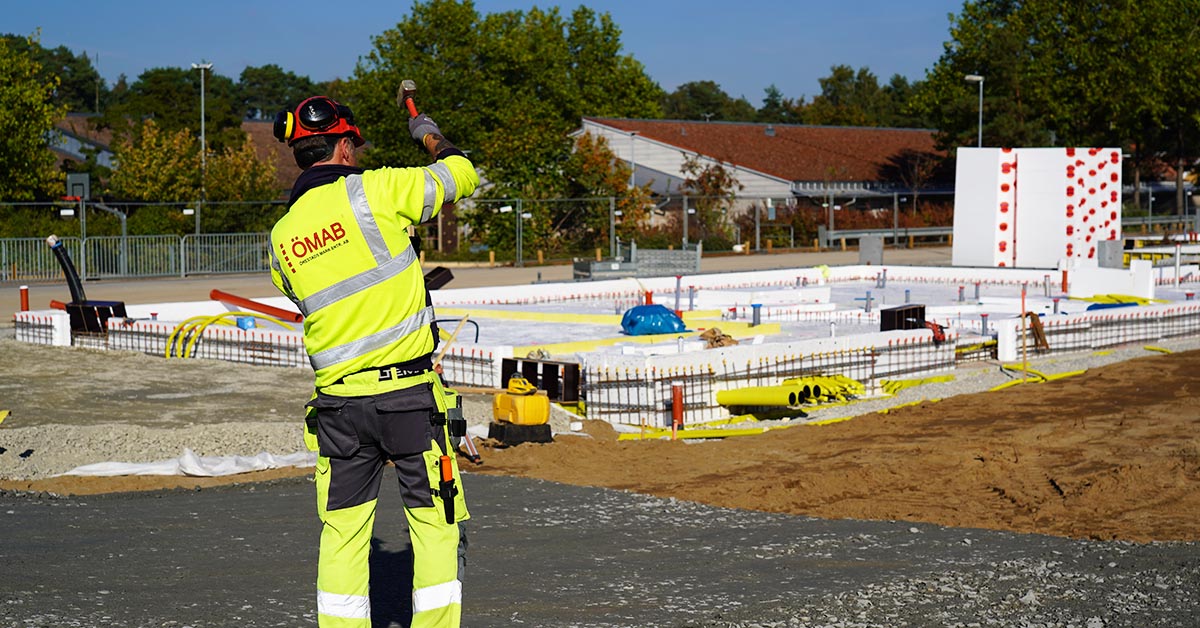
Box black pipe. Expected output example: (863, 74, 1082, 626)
(46, 234, 87, 303)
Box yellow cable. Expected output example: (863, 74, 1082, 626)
(166, 315, 222, 358)
(183, 312, 295, 358)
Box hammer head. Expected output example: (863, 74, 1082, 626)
(398, 80, 417, 105)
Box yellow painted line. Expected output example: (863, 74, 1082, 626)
(437, 307, 622, 325)
(0, 410, 9, 426)
(1144, 345, 1172, 354)
(681, 309, 722, 321)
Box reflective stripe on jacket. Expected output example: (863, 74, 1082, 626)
(269, 155, 479, 388)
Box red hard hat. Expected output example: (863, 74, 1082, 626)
(273, 96, 365, 147)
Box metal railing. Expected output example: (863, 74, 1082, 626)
(0, 233, 272, 282)
(0, 237, 83, 282)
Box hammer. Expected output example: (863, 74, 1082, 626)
(397, 79, 419, 118)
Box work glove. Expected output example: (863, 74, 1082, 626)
(408, 114, 441, 144)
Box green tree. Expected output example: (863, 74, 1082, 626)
(101, 66, 244, 152)
(757, 84, 805, 124)
(108, 120, 278, 234)
(804, 65, 901, 127)
(238, 64, 317, 120)
(661, 80, 756, 121)
(0, 35, 65, 201)
(1, 34, 108, 113)
(348, 0, 662, 244)
(912, 0, 1200, 196)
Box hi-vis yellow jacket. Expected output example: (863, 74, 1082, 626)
(269, 155, 479, 389)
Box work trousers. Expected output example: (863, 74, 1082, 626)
(308, 384, 469, 628)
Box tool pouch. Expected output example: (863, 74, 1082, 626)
(419, 444, 470, 525)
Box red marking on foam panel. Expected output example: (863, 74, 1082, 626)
(1001, 183, 1011, 192)
(1067, 186, 1075, 197)
(1111, 191, 1119, 202)
(999, 241, 1008, 252)
(1067, 226, 1074, 236)
(1003, 147, 1014, 153)
(1089, 148, 1099, 156)
(1066, 148, 1076, 157)
(1110, 211, 1117, 221)
(999, 222, 1008, 231)
(1111, 151, 1120, 163)
(1089, 188, 1096, 195)
(1089, 170, 1096, 177)
(1000, 202, 1010, 212)
(1111, 172, 1119, 182)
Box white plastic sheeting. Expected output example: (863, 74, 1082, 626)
(60, 448, 316, 477)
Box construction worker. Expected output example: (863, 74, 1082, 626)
(268, 95, 479, 628)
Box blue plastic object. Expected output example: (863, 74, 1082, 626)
(621, 304, 686, 336)
(1085, 302, 1138, 311)
(236, 316, 257, 330)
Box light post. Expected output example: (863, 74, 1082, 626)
(500, 203, 530, 267)
(191, 61, 212, 234)
(964, 74, 984, 147)
(682, 196, 694, 248)
(626, 131, 638, 189)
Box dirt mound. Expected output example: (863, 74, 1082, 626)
(468, 349, 1200, 542)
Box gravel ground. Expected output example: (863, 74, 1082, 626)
(3, 325, 1200, 480)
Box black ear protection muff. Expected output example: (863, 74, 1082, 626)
(272, 110, 295, 143)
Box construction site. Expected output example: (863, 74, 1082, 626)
(3, 147, 1200, 627)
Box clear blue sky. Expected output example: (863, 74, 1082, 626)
(9, 0, 964, 104)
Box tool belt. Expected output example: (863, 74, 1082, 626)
(332, 354, 434, 385)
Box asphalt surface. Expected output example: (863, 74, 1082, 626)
(3, 473, 1198, 628)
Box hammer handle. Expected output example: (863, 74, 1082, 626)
(404, 97, 419, 119)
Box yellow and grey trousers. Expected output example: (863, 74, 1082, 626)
(305, 371, 470, 628)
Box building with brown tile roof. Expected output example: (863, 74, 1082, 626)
(580, 117, 948, 201)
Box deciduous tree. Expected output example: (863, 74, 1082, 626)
(0, 35, 65, 201)
(662, 80, 756, 121)
(238, 64, 317, 120)
(349, 0, 662, 253)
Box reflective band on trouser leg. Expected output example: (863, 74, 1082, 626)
(316, 455, 376, 628)
(407, 505, 462, 628)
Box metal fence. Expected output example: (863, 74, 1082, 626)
(0, 233, 271, 282)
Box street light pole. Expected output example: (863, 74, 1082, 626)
(627, 131, 638, 189)
(191, 61, 212, 234)
(964, 74, 984, 147)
